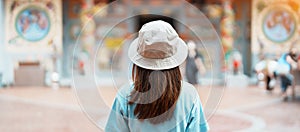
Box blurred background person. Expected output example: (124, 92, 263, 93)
(185, 41, 206, 89)
(276, 48, 298, 101)
(231, 50, 243, 75)
(298, 54, 300, 70)
(255, 58, 278, 92)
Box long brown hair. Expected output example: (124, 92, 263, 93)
(128, 64, 182, 124)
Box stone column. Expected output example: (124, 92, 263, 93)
(77, 0, 96, 76)
(0, 0, 5, 86)
(221, 0, 235, 72)
(78, 0, 107, 75)
(80, 0, 96, 57)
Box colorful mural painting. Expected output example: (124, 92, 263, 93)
(16, 7, 51, 42)
(5, 0, 62, 53)
(252, 0, 300, 57)
(263, 7, 297, 43)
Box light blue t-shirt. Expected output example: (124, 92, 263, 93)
(105, 81, 209, 132)
(277, 53, 291, 70)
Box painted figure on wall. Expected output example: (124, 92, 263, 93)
(16, 8, 50, 41)
(263, 9, 296, 43)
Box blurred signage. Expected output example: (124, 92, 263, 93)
(104, 38, 124, 49)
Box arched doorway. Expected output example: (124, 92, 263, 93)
(136, 14, 177, 32)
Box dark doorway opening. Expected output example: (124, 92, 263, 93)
(136, 14, 176, 32)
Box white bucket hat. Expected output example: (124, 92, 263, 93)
(128, 20, 188, 70)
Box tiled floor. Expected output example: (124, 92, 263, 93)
(0, 84, 300, 132)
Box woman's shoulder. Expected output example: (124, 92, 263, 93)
(115, 83, 134, 100)
(180, 81, 200, 101)
(176, 81, 201, 114)
(181, 81, 198, 93)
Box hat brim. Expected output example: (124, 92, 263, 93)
(128, 38, 188, 70)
